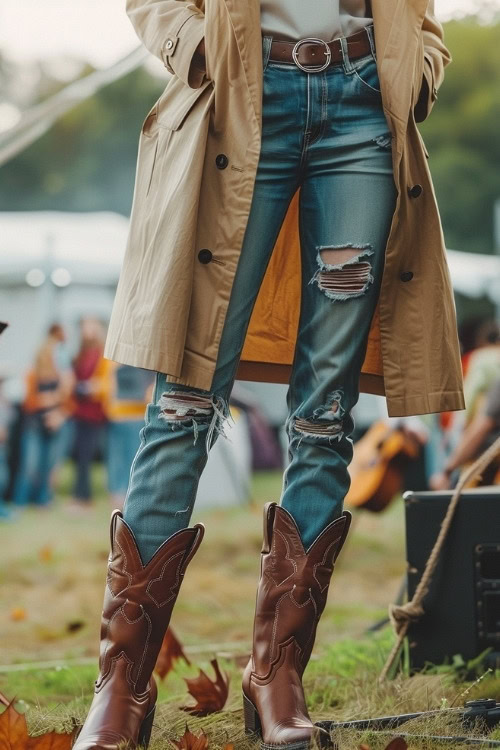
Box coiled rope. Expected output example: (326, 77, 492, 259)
(379, 434, 500, 682)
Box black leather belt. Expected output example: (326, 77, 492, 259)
(269, 27, 374, 73)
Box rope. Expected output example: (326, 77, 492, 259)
(379, 434, 500, 682)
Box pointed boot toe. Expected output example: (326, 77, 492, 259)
(73, 511, 204, 750)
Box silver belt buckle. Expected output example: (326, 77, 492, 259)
(292, 38, 332, 73)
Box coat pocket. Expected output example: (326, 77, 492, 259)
(137, 122, 160, 197)
(156, 76, 213, 130)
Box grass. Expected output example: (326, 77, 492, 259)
(1, 464, 499, 748)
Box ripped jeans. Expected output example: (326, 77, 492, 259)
(123, 28, 397, 564)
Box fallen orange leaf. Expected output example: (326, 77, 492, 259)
(181, 659, 229, 716)
(38, 546, 53, 563)
(171, 725, 209, 749)
(28, 731, 76, 749)
(155, 627, 191, 681)
(9, 608, 26, 622)
(0, 694, 74, 750)
(0, 698, 26, 750)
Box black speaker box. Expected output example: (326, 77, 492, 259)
(404, 487, 500, 671)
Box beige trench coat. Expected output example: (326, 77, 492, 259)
(104, 0, 466, 417)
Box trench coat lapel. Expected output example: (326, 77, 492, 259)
(372, 0, 429, 123)
(372, 0, 429, 62)
(220, 0, 262, 120)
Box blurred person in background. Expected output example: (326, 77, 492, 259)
(0, 369, 14, 520)
(69, 317, 108, 510)
(459, 318, 500, 379)
(428, 319, 500, 485)
(462, 324, 500, 421)
(12, 323, 73, 508)
(431, 375, 500, 489)
(102, 363, 155, 510)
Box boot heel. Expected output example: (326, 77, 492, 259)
(137, 705, 156, 748)
(243, 693, 261, 736)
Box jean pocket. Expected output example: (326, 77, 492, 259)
(352, 56, 381, 95)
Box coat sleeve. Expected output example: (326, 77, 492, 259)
(413, 0, 452, 123)
(126, 0, 206, 89)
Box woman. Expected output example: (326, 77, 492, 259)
(70, 318, 108, 509)
(75, 2, 465, 749)
(13, 323, 72, 507)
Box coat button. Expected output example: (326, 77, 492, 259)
(400, 271, 414, 282)
(408, 184, 423, 198)
(215, 154, 229, 170)
(198, 249, 213, 264)
(165, 39, 174, 50)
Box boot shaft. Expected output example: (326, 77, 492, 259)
(98, 511, 204, 695)
(252, 503, 351, 676)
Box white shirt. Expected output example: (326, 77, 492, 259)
(260, 0, 372, 42)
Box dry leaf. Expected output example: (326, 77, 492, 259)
(155, 627, 191, 680)
(171, 725, 209, 749)
(9, 608, 26, 622)
(0, 694, 74, 750)
(181, 659, 229, 716)
(38, 545, 53, 563)
(0, 699, 26, 750)
(223, 745, 234, 749)
(28, 731, 76, 749)
(384, 740, 407, 750)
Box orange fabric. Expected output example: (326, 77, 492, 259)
(23, 369, 75, 416)
(240, 191, 383, 379)
(23, 371, 42, 414)
(101, 361, 149, 421)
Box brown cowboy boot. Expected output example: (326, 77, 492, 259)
(73, 509, 204, 750)
(242, 503, 351, 750)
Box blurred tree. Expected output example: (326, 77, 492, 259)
(0, 64, 164, 215)
(420, 16, 500, 254)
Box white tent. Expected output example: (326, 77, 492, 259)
(0, 210, 128, 285)
(446, 249, 500, 303)
(0, 211, 252, 509)
(0, 211, 129, 382)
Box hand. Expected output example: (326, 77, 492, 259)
(429, 471, 452, 491)
(43, 408, 65, 432)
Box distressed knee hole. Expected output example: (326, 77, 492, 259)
(293, 390, 345, 443)
(157, 390, 230, 452)
(310, 244, 374, 301)
(294, 417, 343, 437)
(158, 392, 213, 423)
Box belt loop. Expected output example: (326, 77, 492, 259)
(262, 35, 273, 72)
(365, 24, 377, 61)
(339, 35, 353, 72)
